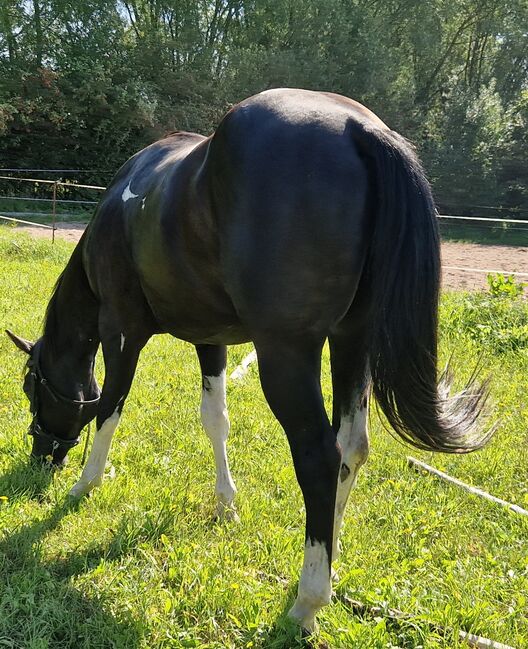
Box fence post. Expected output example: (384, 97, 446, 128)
(52, 181, 57, 243)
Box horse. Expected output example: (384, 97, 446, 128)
(6, 88, 493, 632)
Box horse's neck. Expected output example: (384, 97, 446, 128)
(41, 243, 100, 397)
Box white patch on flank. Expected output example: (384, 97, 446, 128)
(120, 333, 125, 352)
(121, 182, 139, 203)
(68, 410, 120, 498)
(201, 371, 238, 520)
(333, 402, 369, 560)
(230, 349, 257, 380)
(288, 539, 332, 632)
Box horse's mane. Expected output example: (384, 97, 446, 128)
(42, 269, 67, 354)
(42, 240, 90, 356)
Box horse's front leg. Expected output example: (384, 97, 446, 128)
(69, 326, 149, 498)
(256, 337, 341, 633)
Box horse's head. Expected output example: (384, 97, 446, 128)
(6, 330, 100, 466)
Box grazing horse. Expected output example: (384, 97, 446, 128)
(7, 89, 492, 632)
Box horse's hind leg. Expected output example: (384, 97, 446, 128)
(255, 337, 341, 632)
(329, 326, 371, 563)
(196, 344, 238, 522)
(69, 314, 150, 497)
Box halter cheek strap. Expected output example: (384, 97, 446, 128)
(26, 341, 100, 453)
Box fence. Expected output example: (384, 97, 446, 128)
(0, 175, 105, 243)
(0, 171, 526, 284)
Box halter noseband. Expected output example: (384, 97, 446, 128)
(26, 341, 100, 453)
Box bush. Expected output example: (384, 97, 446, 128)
(440, 274, 528, 355)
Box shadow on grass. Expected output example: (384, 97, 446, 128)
(0, 457, 55, 502)
(236, 582, 330, 649)
(0, 490, 143, 648)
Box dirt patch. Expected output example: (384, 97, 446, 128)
(13, 221, 88, 243)
(10, 222, 528, 292)
(441, 241, 527, 292)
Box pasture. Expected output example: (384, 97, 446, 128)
(0, 225, 527, 648)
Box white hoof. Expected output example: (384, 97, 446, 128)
(287, 599, 318, 634)
(68, 475, 102, 498)
(213, 501, 240, 523)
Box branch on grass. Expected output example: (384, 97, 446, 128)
(408, 457, 528, 517)
(230, 349, 257, 380)
(337, 595, 516, 649)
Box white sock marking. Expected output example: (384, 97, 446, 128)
(333, 402, 369, 559)
(69, 411, 120, 497)
(141, 197, 146, 210)
(230, 349, 257, 380)
(120, 333, 125, 352)
(201, 371, 237, 519)
(288, 539, 331, 631)
(121, 182, 139, 203)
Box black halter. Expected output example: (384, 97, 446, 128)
(26, 341, 100, 453)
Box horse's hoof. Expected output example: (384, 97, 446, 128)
(287, 602, 318, 635)
(68, 477, 100, 498)
(68, 486, 90, 499)
(213, 504, 240, 524)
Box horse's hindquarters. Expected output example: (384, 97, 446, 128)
(208, 100, 372, 339)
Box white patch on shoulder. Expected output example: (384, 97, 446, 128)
(288, 539, 331, 632)
(120, 333, 125, 352)
(122, 182, 139, 203)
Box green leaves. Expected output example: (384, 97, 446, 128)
(441, 279, 528, 354)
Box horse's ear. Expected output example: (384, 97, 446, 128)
(5, 329, 34, 355)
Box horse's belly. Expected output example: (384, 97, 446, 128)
(139, 278, 249, 345)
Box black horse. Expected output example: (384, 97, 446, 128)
(7, 89, 493, 631)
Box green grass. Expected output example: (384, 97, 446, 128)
(0, 225, 527, 648)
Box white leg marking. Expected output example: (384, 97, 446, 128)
(333, 402, 369, 560)
(230, 349, 257, 380)
(120, 333, 125, 352)
(141, 197, 146, 210)
(121, 182, 139, 203)
(69, 411, 120, 497)
(201, 371, 238, 521)
(288, 539, 331, 632)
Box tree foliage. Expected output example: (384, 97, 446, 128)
(0, 0, 526, 212)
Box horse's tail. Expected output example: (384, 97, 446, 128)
(356, 125, 494, 453)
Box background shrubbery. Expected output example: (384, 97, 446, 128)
(440, 274, 528, 355)
(0, 1, 527, 215)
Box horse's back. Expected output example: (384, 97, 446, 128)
(207, 89, 376, 338)
(85, 89, 382, 344)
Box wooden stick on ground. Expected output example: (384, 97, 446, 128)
(407, 457, 528, 517)
(337, 596, 516, 649)
(230, 349, 257, 380)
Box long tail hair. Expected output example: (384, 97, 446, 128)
(355, 124, 494, 453)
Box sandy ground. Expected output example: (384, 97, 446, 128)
(8, 222, 528, 292)
(441, 241, 527, 291)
